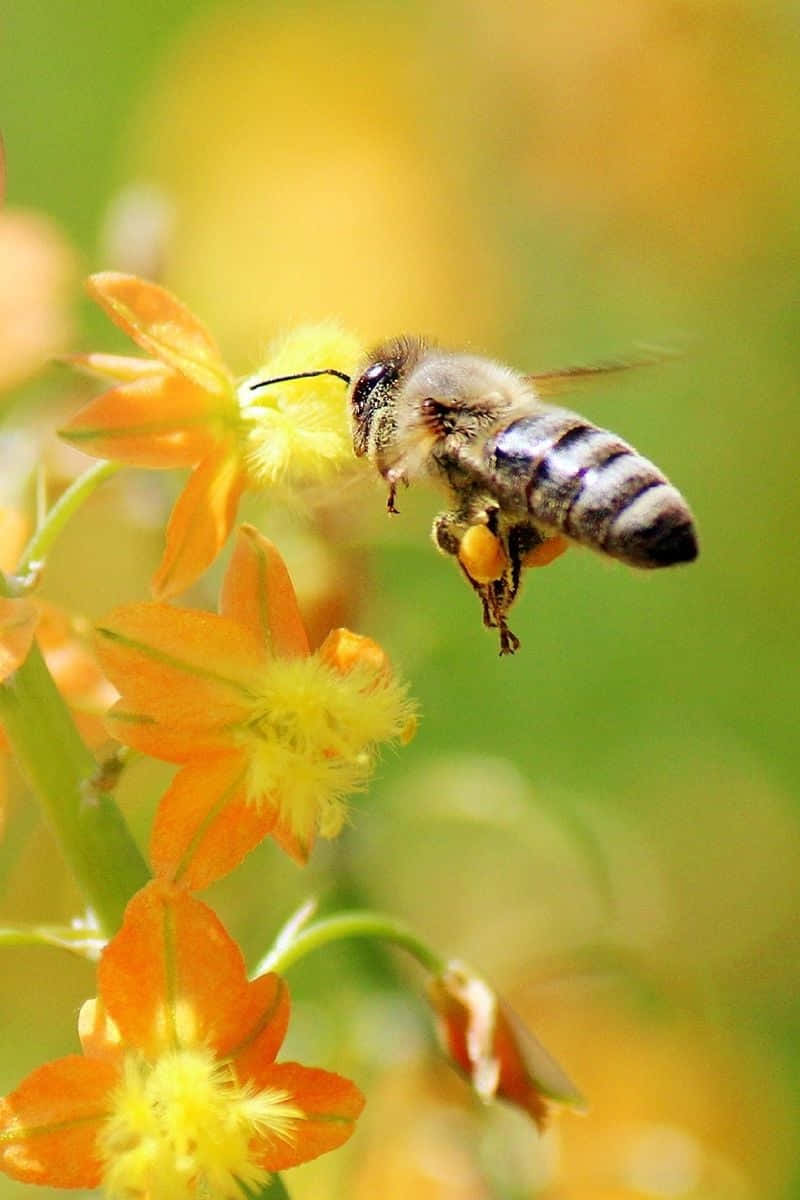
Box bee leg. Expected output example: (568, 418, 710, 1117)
(484, 576, 520, 654)
(434, 511, 496, 624)
(385, 469, 407, 514)
(433, 509, 522, 652)
(432, 510, 464, 558)
(497, 616, 521, 656)
(506, 524, 544, 602)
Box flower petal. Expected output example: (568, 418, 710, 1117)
(428, 962, 586, 1130)
(0, 597, 39, 681)
(60, 373, 219, 467)
(152, 444, 247, 599)
(149, 753, 278, 890)
(78, 998, 125, 1064)
(98, 880, 252, 1059)
(229, 973, 290, 1077)
(95, 602, 266, 760)
(269, 813, 315, 867)
(87, 272, 232, 395)
(317, 627, 391, 679)
(249, 1063, 364, 1171)
(63, 351, 169, 382)
(0, 1055, 118, 1187)
(220, 525, 309, 659)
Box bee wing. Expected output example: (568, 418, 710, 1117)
(526, 351, 677, 398)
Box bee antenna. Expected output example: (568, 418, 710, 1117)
(249, 368, 351, 392)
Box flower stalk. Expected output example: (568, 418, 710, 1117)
(0, 638, 148, 935)
(255, 908, 445, 977)
(18, 459, 122, 573)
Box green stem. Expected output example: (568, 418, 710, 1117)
(242, 1173, 291, 1199)
(0, 640, 149, 934)
(19, 459, 121, 572)
(255, 910, 445, 978)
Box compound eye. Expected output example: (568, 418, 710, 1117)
(351, 359, 398, 417)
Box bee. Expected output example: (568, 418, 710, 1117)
(249, 338, 698, 654)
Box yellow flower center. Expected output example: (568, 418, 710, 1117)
(237, 322, 363, 487)
(99, 1047, 303, 1200)
(240, 655, 414, 845)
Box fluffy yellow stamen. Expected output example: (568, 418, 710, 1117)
(99, 1048, 302, 1200)
(239, 655, 415, 844)
(238, 322, 363, 487)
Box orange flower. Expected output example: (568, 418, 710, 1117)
(61, 273, 361, 598)
(95, 526, 415, 885)
(428, 961, 586, 1130)
(0, 880, 363, 1195)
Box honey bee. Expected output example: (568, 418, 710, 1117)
(249, 338, 698, 654)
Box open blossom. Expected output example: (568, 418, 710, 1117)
(61, 273, 361, 598)
(0, 880, 363, 1197)
(95, 525, 416, 886)
(427, 960, 586, 1130)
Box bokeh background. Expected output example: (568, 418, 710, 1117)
(2, 1, 799, 1196)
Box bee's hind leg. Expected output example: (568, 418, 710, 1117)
(432, 509, 521, 653)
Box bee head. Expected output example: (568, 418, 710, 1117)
(350, 336, 427, 457)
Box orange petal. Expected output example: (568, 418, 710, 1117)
(270, 812, 314, 867)
(95, 603, 266, 760)
(152, 445, 247, 599)
(317, 627, 391, 680)
(87, 273, 232, 396)
(63, 351, 169, 382)
(250, 1063, 364, 1171)
(229, 973, 290, 1077)
(149, 754, 277, 890)
(98, 880, 251, 1058)
(78, 998, 125, 1064)
(60, 373, 219, 467)
(221, 525, 309, 659)
(0, 597, 39, 681)
(0, 1055, 118, 1187)
(428, 963, 586, 1130)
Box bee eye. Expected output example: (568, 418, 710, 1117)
(351, 359, 399, 417)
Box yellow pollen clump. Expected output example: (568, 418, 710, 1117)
(458, 524, 508, 585)
(99, 1048, 303, 1200)
(237, 322, 363, 487)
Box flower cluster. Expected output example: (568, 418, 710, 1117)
(0, 272, 585, 1199)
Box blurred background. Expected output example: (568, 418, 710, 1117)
(1, 1, 799, 1196)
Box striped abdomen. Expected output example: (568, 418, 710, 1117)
(487, 410, 698, 568)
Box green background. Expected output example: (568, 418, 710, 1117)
(2, 2, 798, 1197)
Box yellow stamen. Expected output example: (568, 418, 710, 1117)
(99, 1048, 303, 1200)
(238, 322, 362, 487)
(239, 655, 415, 844)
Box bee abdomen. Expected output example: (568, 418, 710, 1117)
(490, 414, 697, 568)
